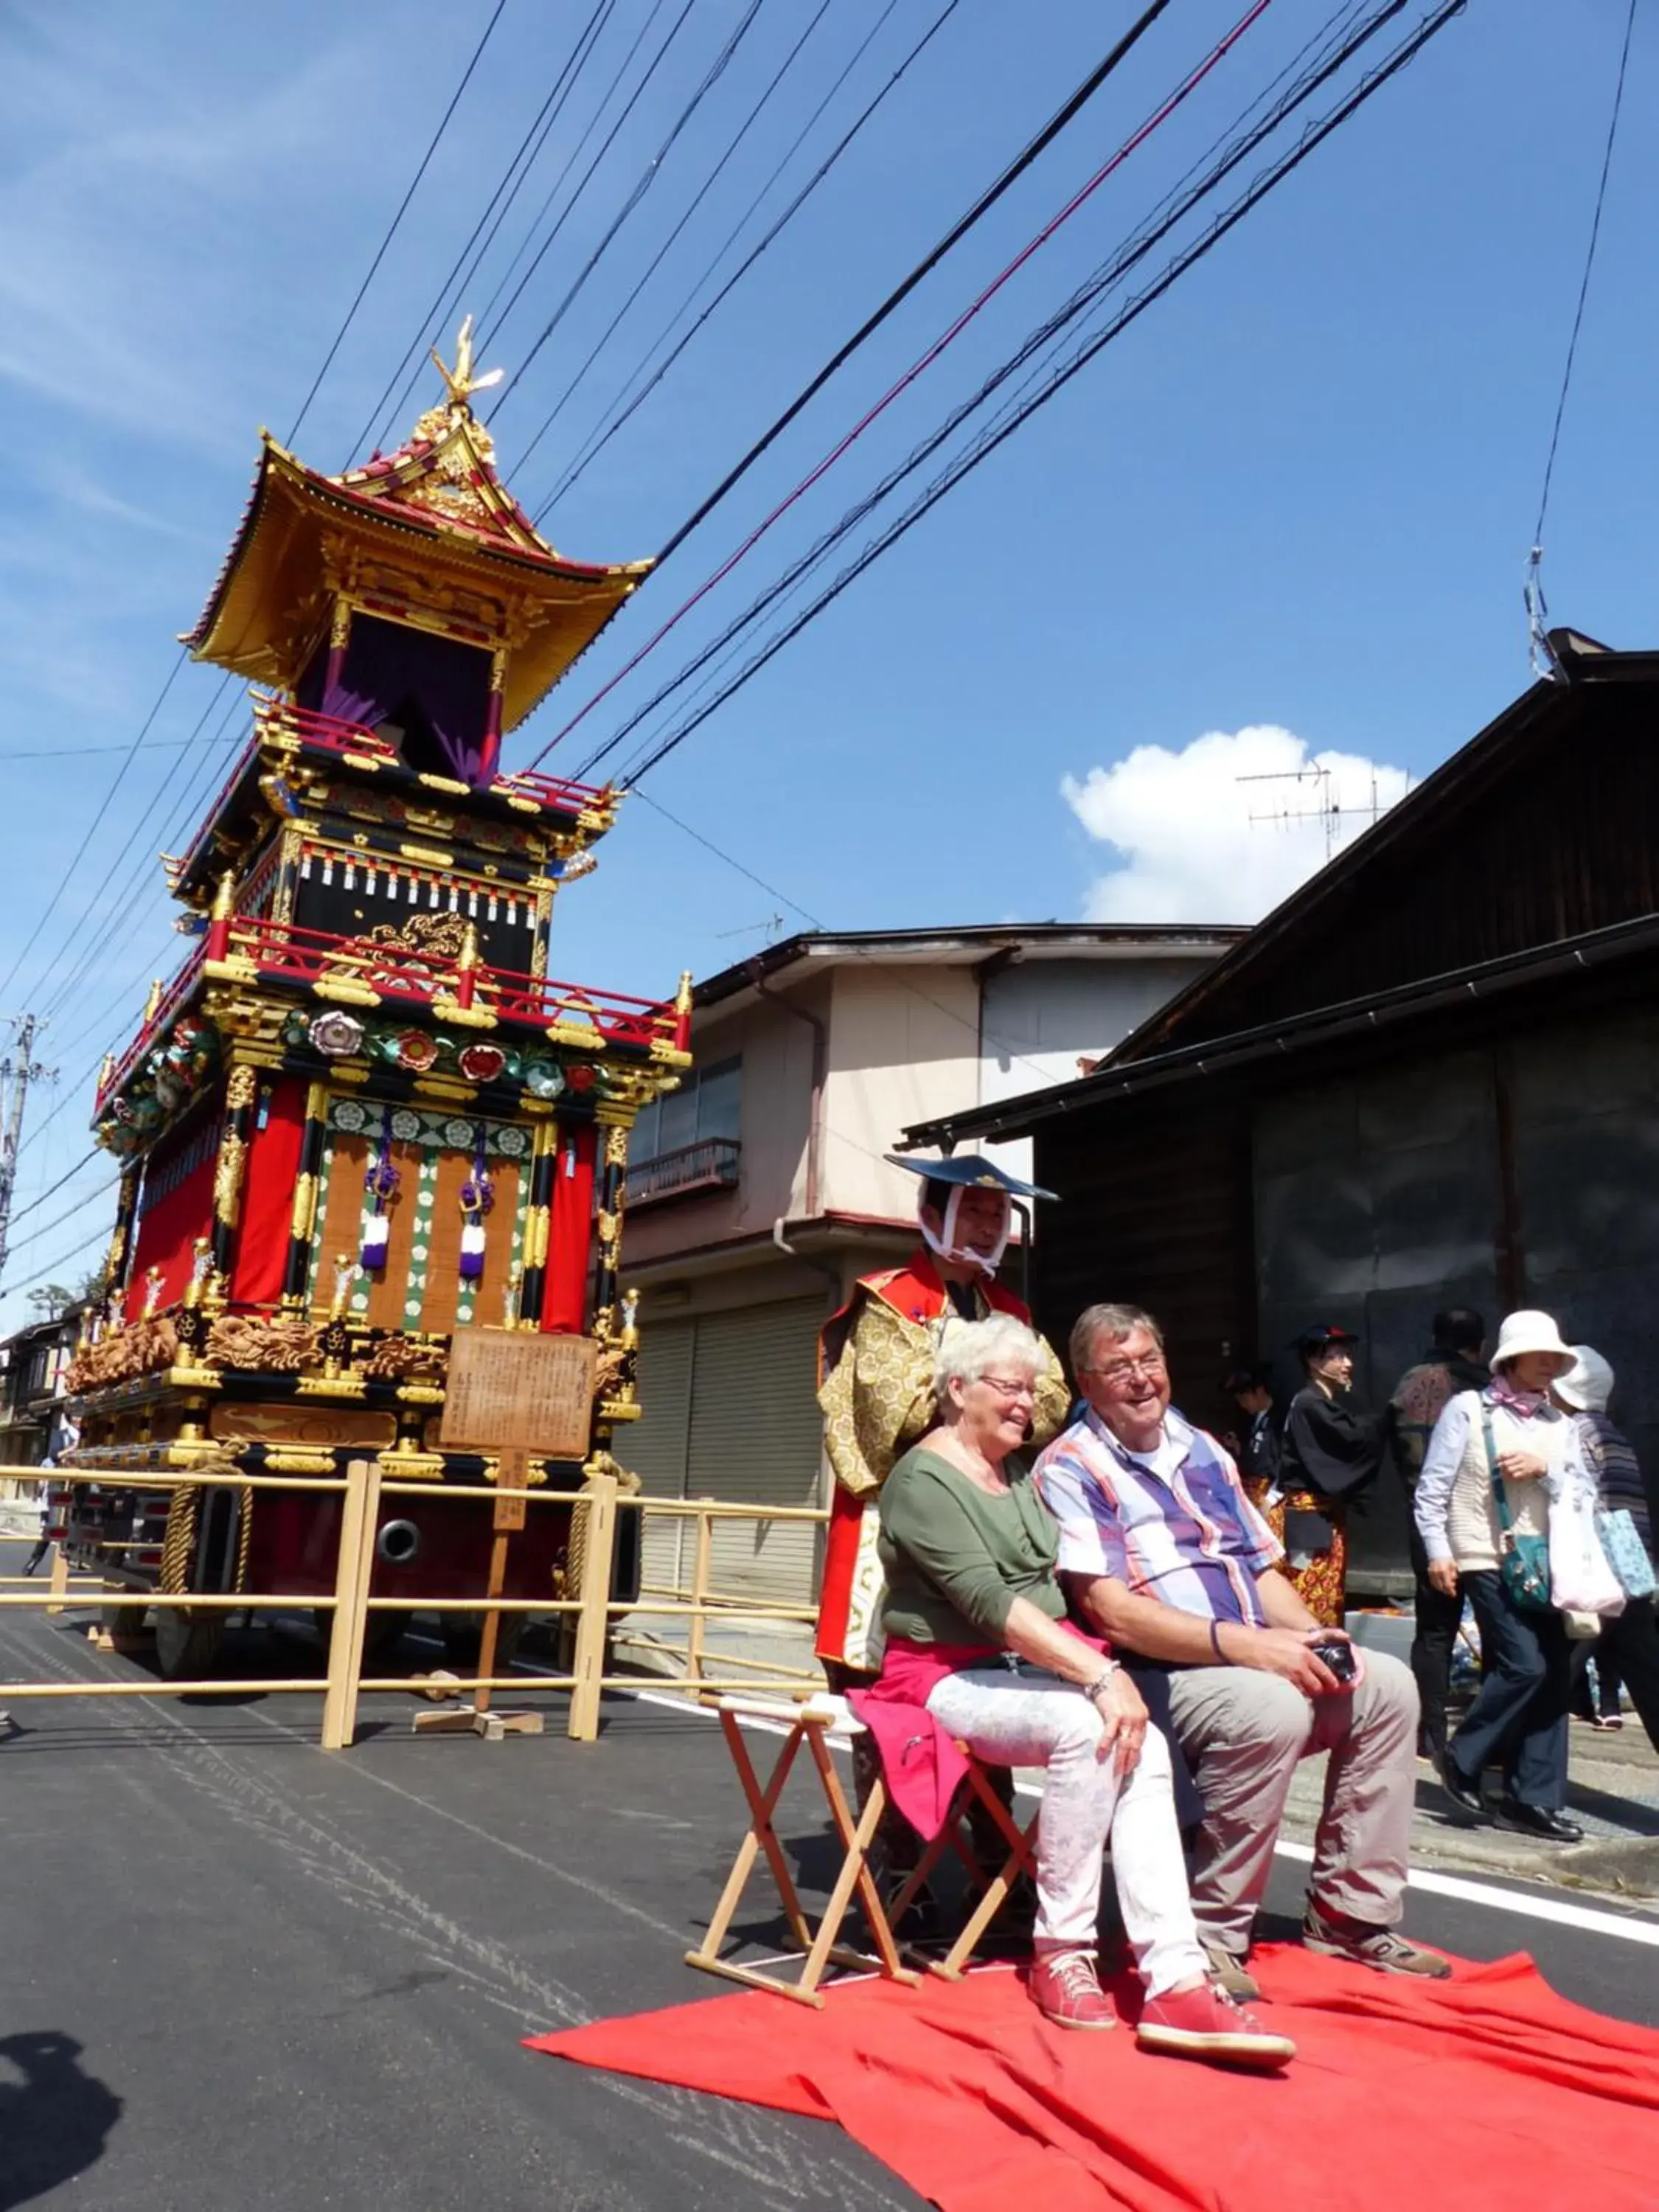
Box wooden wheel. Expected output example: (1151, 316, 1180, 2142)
(100, 1593, 150, 1638)
(153, 1606, 226, 1681)
(311, 1607, 412, 1666)
(441, 1612, 525, 1673)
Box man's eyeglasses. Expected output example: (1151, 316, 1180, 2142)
(1083, 1356, 1167, 1387)
(978, 1374, 1037, 1402)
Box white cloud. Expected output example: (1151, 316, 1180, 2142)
(1062, 724, 1411, 925)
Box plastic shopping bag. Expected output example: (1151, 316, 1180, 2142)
(1548, 1486, 1627, 1618)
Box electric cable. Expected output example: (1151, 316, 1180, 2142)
(0, 652, 187, 1007)
(491, 0, 768, 419)
(478, 0, 690, 354)
(344, 0, 617, 470)
(538, 0, 921, 520)
(8, 1220, 111, 1295)
(285, 0, 509, 446)
(580, 0, 1397, 781)
(509, 0, 835, 479)
(1525, 0, 1638, 673)
(7, 1150, 102, 1228)
(645, 0, 1178, 569)
(532, 0, 1262, 769)
(32, 678, 240, 1018)
(2, 1180, 119, 1265)
(620, 0, 1473, 788)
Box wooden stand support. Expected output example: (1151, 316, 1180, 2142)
(886, 1756, 1040, 1982)
(411, 1450, 543, 1742)
(685, 1694, 918, 2008)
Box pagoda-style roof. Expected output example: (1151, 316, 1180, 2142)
(184, 327, 652, 731)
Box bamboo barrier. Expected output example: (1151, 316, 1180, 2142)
(0, 1458, 831, 1747)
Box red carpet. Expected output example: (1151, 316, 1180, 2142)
(528, 1946, 1659, 2211)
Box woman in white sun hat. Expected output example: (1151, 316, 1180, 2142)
(1554, 1346, 1659, 1753)
(1413, 1310, 1589, 1840)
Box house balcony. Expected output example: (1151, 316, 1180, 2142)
(627, 1138, 742, 1210)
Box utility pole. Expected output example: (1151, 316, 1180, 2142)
(0, 1015, 53, 1290)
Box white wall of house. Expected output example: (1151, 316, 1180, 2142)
(818, 963, 979, 1221)
(978, 956, 1220, 1189)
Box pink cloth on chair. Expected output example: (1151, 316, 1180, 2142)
(849, 1627, 1110, 1839)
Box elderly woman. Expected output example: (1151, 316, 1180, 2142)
(1554, 1346, 1659, 1753)
(857, 1314, 1293, 2065)
(1415, 1310, 1588, 1840)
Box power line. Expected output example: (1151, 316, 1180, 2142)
(646, 0, 1182, 573)
(0, 651, 186, 1008)
(583, 0, 1400, 782)
(538, 0, 924, 521)
(0, 734, 241, 763)
(534, 0, 1259, 772)
(479, 0, 693, 358)
(6, 1220, 110, 1296)
(493, 0, 768, 429)
(285, 0, 509, 447)
(619, 0, 1473, 788)
(1525, 0, 1638, 675)
(2, 1178, 119, 1266)
(509, 0, 835, 482)
(344, 0, 618, 470)
(7, 1149, 101, 1228)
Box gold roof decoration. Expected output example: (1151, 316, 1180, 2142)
(183, 318, 653, 734)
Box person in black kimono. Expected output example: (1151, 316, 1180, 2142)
(1223, 1366, 1281, 1503)
(1279, 1326, 1386, 1626)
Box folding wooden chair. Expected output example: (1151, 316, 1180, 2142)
(685, 1692, 920, 2008)
(886, 1749, 1040, 1981)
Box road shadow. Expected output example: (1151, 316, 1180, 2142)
(0, 2031, 123, 2209)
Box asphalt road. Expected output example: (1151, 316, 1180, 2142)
(1, 1539, 1655, 2212)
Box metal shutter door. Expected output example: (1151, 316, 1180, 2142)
(684, 1297, 827, 1608)
(623, 1317, 695, 1598)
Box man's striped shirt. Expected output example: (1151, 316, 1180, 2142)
(1034, 1406, 1283, 1627)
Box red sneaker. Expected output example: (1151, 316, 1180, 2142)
(1135, 1982, 1295, 2069)
(1029, 1948, 1118, 2031)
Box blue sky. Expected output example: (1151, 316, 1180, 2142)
(0, 0, 1652, 1319)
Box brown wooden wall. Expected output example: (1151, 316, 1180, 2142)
(1029, 1096, 1254, 1436)
(1159, 682, 1659, 1051)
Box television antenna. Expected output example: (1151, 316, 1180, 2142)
(1236, 765, 1384, 862)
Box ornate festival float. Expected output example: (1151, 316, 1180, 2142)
(56, 324, 689, 1678)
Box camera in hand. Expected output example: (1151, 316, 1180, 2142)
(1309, 1635, 1357, 1685)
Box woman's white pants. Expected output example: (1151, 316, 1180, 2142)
(925, 1663, 1207, 1995)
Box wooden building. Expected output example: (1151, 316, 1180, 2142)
(905, 634, 1659, 1593)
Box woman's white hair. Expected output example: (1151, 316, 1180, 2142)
(933, 1313, 1043, 1401)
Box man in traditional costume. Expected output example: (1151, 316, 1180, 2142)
(815, 1153, 1068, 1682)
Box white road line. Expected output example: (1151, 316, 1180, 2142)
(591, 1674, 1659, 1951)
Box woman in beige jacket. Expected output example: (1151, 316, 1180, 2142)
(1413, 1310, 1587, 1841)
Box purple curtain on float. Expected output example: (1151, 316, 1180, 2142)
(319, 613, 493, 786)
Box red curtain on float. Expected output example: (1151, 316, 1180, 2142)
(231, 1075, 308, 1307)
(540, 1123, 597, 1334)
(122, 1109, 220, 1321)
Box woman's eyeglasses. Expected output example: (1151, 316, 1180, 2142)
(978, 1374, 1037, 1402)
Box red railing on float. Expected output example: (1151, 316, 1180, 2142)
(95, 946, 206, 1110)
(222, 917, 682, 1055)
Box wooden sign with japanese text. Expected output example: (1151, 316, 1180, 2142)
(440, 1328, 597, 1464)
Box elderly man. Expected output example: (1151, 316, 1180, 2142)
(1034, 1301, 1447, 1997)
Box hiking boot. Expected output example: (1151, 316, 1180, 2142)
(1135, 1982, 1294, 2069)
(1029, 1948, 1117, 2032)
(1303, 1900, 1451, 1979)
(1200, 1940, 1260, 2002)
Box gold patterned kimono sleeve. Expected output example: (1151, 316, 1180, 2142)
(818, 1295, 937, 1500)
(1030, 1338, 1070, 1452)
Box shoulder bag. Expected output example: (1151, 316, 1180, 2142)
(1482, 1409, 1551, 1615)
